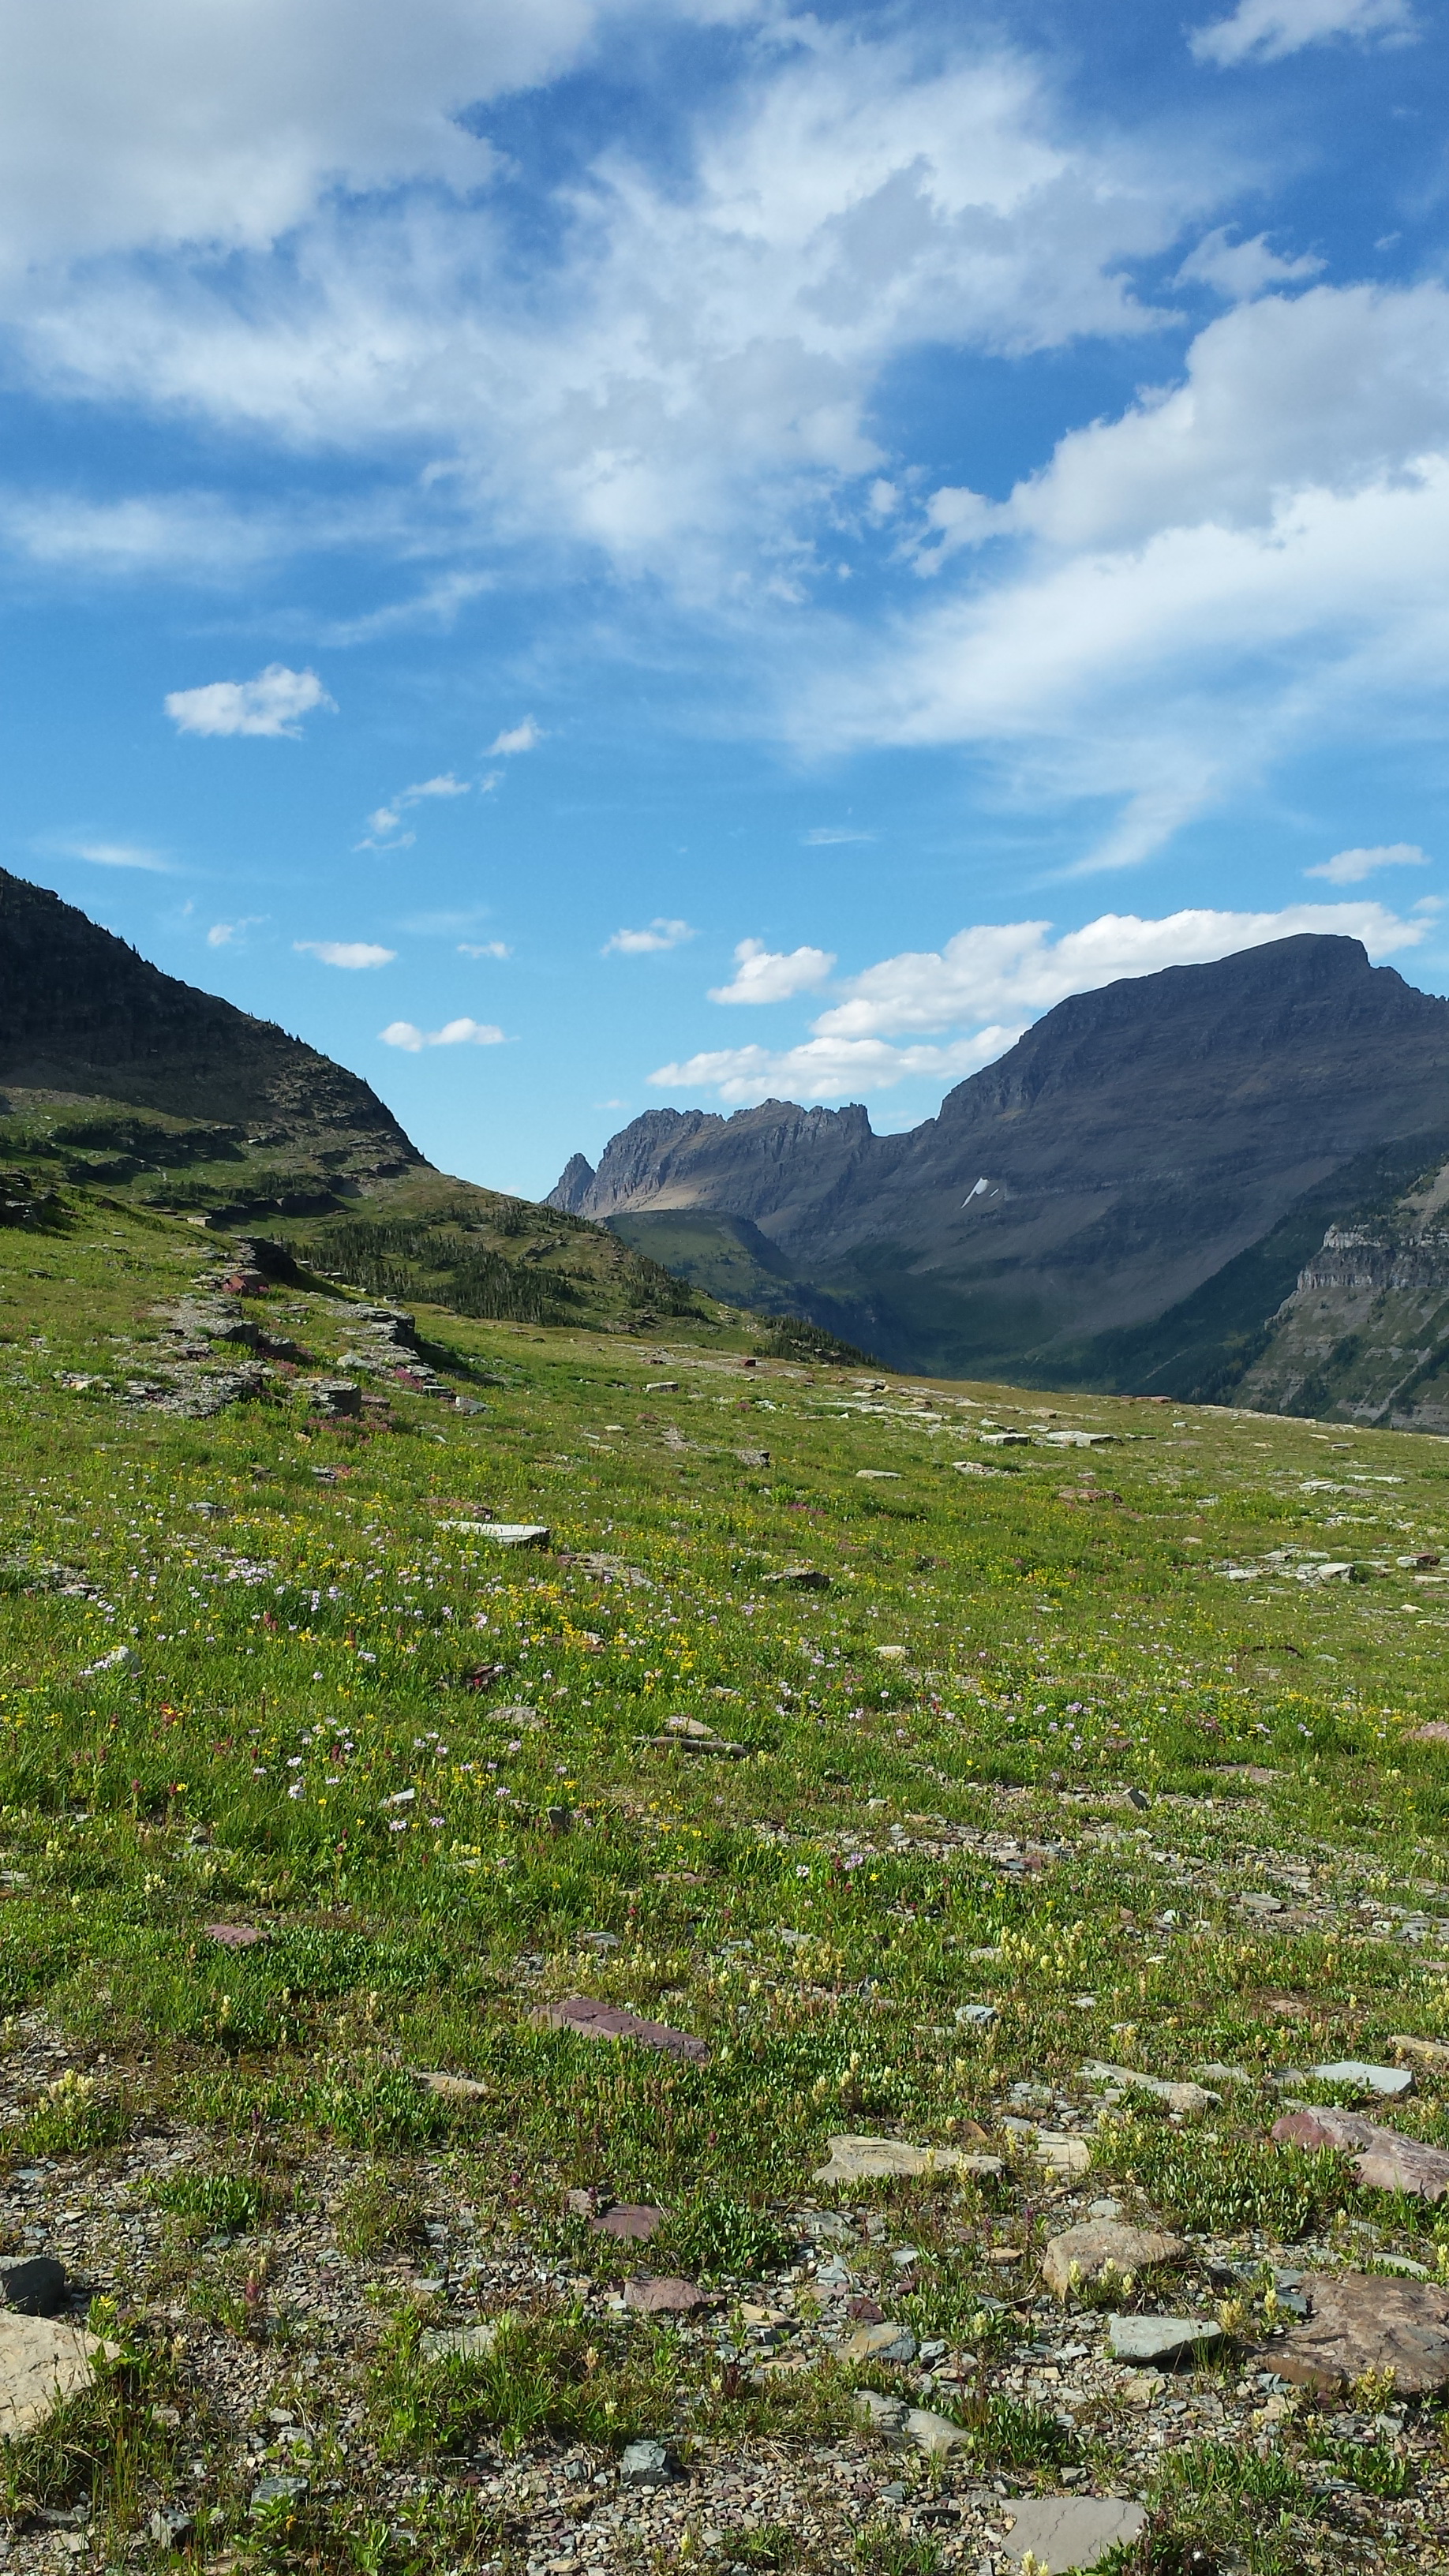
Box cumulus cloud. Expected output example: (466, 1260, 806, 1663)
(1304, 842, 1430, 885)
(486, 717, 543, 755)
(166, 663, 335, 739)
(357, 769, 472, 850)
(294, 938, 395, 968)
(1175, 227, 1324, 299)
(603, 918, 695, 956)
(380, 1016, 505, 1050)
(709, 938, 837, 1005)
(649, 900, 1432, 1104)
(1189, 0, 1413, 67)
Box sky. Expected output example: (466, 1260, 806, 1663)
(3, 0, 1449, 1197)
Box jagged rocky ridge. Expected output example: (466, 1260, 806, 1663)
(550, 935, 1449, 1407)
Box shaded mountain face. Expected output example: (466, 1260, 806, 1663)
(549, 936, 1449, 1380)
(0, 868, 420, 1187)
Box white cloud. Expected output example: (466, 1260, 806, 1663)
(166, 663, 335, 739)
(458, 938, 511, 957)
(50, 837, 170, 872)
(207, 915, 266, 945)
(603, 918, 695, 956)
(1175, 227, 1324, 300)
(358, 769, 473, 849)
(380, 1016, 506, 1050)
(486, 717, 542, 755)
(709, 937, 837, 1005)
(649, 900, 1432, 1105)
(6, 27, 1215, 594)
(1189, 0, 1413, 66)
(802, 826, 874, 846)
(1304, 842, 1430, 886)
(294, 938, 395, 968)
(649, 1031, 1019, 1106)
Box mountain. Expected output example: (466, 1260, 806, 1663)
(549, 934, 1449, 1397)
(0, 870, 717, 1339)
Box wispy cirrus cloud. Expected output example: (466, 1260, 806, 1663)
(47, 837, 172, 872)
(1304, 842, 1430, 885)
(356, 769, 475, 852)
(1189, 0, 1413, 68)
(166, 663, 335, 739)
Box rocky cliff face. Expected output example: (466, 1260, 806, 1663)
(549, 935, 1449, 1382)
(0, 870, 421, 1185)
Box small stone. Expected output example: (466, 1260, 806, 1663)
(1406, 1721, 1449, 1744)
(204, 1923, 267, 1949)
(841, 2320, 916, 2366)
(1107, 2315, 1222, 2367)
(1041, 2222, 1184, 2303)
(1080, 2061, 1218, 2114)
(148, 2511, 193, 2552)
(999, 2497, 1148, 2571)
(1271, 2105, 1449, 2199)
(955, 2003, 998, 2028)
(0, 2313, 98, 2436)
(2, 2257, 67, 2317)
(1309, 2060, 1413, 2098)
(1194, 2062, 1252, 2086)
(762, 1565, 830, 1589)
(414, 2070, 489, 2102)
(1257, 2271, 1449, 2396)
(623, 2275, 703, 2316)
(533, 1997, 710, 2063)
(1116, 2371, 1163, 2406)
(620, 2439, 674, 2490)
(1032, 2132, 1091, 2177)
(1087, 2197, 1124, 2221)
(878, 2482, 908, 2504)
(249, 2479, 306, 2512)
(545, 1805, 572, 1835)
(1392, 2033, 1449, 2072)
(905, 2405, 973, 2458)
(853, 2388, 908, 2432)
(419, 2321, 502, 2364)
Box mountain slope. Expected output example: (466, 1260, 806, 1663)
(550, 935, 1449, 1380)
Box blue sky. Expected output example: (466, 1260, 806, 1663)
(4, 0, 1448, 1196)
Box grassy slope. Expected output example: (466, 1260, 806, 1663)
(1, 1192, 1448, 2567)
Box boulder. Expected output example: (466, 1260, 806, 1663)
(812, 2133, 999, 2185)
(1108, 2315, 1222, 2366)
(1256, 2272, 1449, 2396)
(0, 2313, 98, 2437)
(1041, 2220, 1184, 2303)
(1271, 2105, 1449, 2199)
(532, 1998, 710, 2064)
(999, 2497, 1148, 2572)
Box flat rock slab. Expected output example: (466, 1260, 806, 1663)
(1271, 2105, 1449, 2199)
(1080, 2060, 1218, 2115)
(999, 2497, 1148, 2572)
(419, 2322, 503, 2364)
(841, 2320, 916, 2365)
(1309, 2060, 1413, 2098)
(1108, 2315, 1222, 2366)
(1042, 2220, 1184, 2302)
(414, 2069, 489, 2102)
(1393, 2034, 1449, 2073)
(905, 2405, 973, 2458)
(204, 1923, 267, 1949)
(0, 2313, 99, 2436)
(1256, 2271, 1449, 2395)
(468, 1524, 550, 1548)
(532, 1998, 710, 2063)
(1032, 2132, 1091, 2177)
(623, 2275, 704, 2316)
(593, 2204, 664, 2242)
(812, 2133, 997, 2185)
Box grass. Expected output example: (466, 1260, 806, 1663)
(1, 1187, 1449, 2568)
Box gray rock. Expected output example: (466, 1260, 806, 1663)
(955, 2003, 998, 2028)
(1080, 2060, 1218, 2114)
(1108, 2315, 1222, 2366)
(999, 2496, 1148, 2571)
(2, 2257, 67, 2317)
(905, 2404, 974, 2458)
(852, 2387, 908, 2432)
(1042, 2221, 1184, 2303)
(148, 2511, 193, 2552)
(1309, 2060, 1413, 2098)
(620, 2439, 674, 2490)
(249, 2478, 307, 2512)
(419, 2321, 502, 2364)
(841, 2320, 916, 2366)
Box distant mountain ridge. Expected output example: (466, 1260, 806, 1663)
(549, 934, 1449, 1401)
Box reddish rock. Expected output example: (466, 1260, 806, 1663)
(1256, 2272, 1449, 2395)
(1271, 2105, 1449, 2199)
(1407, 1722, 1449, 1745)
(594, 2205, 665, 2242)
(623, 2274, 704, 2316)
(531, 1998, 710, 2064)
(204, 1923, 266, 1949)
(845, 2295, 885, 2323)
